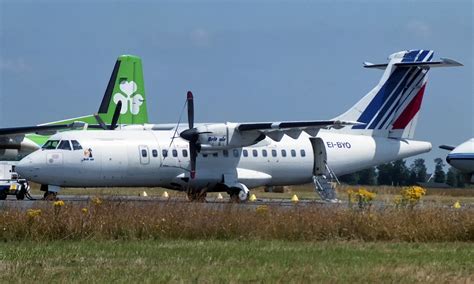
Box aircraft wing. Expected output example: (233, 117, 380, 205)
(237, 120, 362, 141)
(0, 122, 87, 136)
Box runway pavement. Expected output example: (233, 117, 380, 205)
(1, 194, 472, 210)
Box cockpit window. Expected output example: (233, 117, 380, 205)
(71, 140, 82, 150)
(57, 140, 72, 151)
(42, 140, 60, 150)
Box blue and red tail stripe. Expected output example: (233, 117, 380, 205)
(353, 49, 432, 130)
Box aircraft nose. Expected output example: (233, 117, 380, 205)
(16, 153, 41, 178)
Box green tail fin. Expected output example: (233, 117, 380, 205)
(97, 55, 149, 125)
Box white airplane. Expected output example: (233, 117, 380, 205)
(440, 138, 474, 183)
(16, 50, 462, 201)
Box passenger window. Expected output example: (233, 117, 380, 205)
(71, 140, 82, 150)
(272, 149, 277, 157)
(262, 149, 267, 157)
(243, 149, 248, 157)
(172, 149, 178, 157)
(213, 152, 218, 157)
(281, 149, 287, 157)
(162, 149, 168, 157)
(300, 149, 306, 157)
(233, 149, 240, 157)
(223, 150, 229, 157)
(152, 150, 158, 157)
(141, 149, 147, 157)
(252, 149, 258, 157)
(42, 140, 60, 150)
(57, 140, 72, 151)
(182, 150, 188, 157)
(291, 149, 296, 157)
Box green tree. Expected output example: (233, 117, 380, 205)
(358, 167, 377, 185)
(339, 172, 358, 185)
(412, 158, 428, 182)
(456, 172, 466, 188)
(391, 160, 410, 186)
(434, 158, 446, 183)
(446, 167, 457, 187)
(377, 163, 393, 185)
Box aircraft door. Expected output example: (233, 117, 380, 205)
(139, 145, 150, 165)
(310, 138, 327, 175)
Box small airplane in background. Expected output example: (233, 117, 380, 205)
(17, 50, 463, 201)
(0, 55, 149, 161)
(440, 138, 474, 183)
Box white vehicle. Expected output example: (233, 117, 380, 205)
(16, 50, 462, 201)
(0, 162, 30, 200)
(440, 138, 474, 183)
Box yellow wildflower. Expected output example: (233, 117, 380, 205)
(256, 205, 269, 215)
(81, 208, 88, 214)
(27, 209, 42, 218)
(53, 200, 65, 207)
(91, 197, 102, 205)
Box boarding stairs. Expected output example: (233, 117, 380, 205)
(313, 162, 339, 202)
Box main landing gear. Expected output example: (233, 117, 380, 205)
(40, 184, 59, 201)
(228, 186, 249, 203)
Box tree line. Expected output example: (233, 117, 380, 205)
(339, 158, 467, 187)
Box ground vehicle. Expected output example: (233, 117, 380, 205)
(0, 163, 30, 200)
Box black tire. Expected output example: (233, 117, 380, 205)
(16, 192, 25, 200)
(0, 190, 7, 200)
(43, 191, 57, 201)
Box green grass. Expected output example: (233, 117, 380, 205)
(1, 240, 472, 283)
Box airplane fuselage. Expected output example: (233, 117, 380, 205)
(18, 129, 432, 191)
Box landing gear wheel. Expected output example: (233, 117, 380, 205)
(229, 187, 249, 203)
(43, 191, 58, 201)
(16, 191, 25, 200)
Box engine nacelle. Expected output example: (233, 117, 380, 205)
(195, 123, 264, 151)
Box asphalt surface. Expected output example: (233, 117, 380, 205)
(1, 194, 472, 210)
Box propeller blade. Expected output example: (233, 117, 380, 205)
(109, 101, 122, 130)
(187, 91, 194, 129)
(93, 113, 107, 130)
(189, 142, 197, 179)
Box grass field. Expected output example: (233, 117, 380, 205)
(1, 240, 473, 283)
(4, 185, 473, 282)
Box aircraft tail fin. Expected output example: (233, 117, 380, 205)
(335, 50, 462, 139)
(97, 55, 149, 125)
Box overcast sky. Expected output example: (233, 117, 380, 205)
(1, 0, 472, 172)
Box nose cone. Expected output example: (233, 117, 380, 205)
(16, 152, 41, 179)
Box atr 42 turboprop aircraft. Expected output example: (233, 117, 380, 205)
(17, 50, 462, 201)
(0, 55, 149, 161)
(440, 138, 474, 183)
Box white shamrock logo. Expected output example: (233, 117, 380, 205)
(113, 81, 144, 115)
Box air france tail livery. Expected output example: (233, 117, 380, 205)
(440, 138, 474, 183)
(17, 50, 462, 201)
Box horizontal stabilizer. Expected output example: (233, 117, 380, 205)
(364, 58, 463, 69)
(439, 145, 456, 151)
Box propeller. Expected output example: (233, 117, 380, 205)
(180, 91, 199, 179)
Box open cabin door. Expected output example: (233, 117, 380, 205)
(310, 137, 327, 175)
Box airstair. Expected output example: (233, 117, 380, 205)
(313, 162, 339, 202)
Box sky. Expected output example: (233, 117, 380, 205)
(0, 0, 473, 172)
